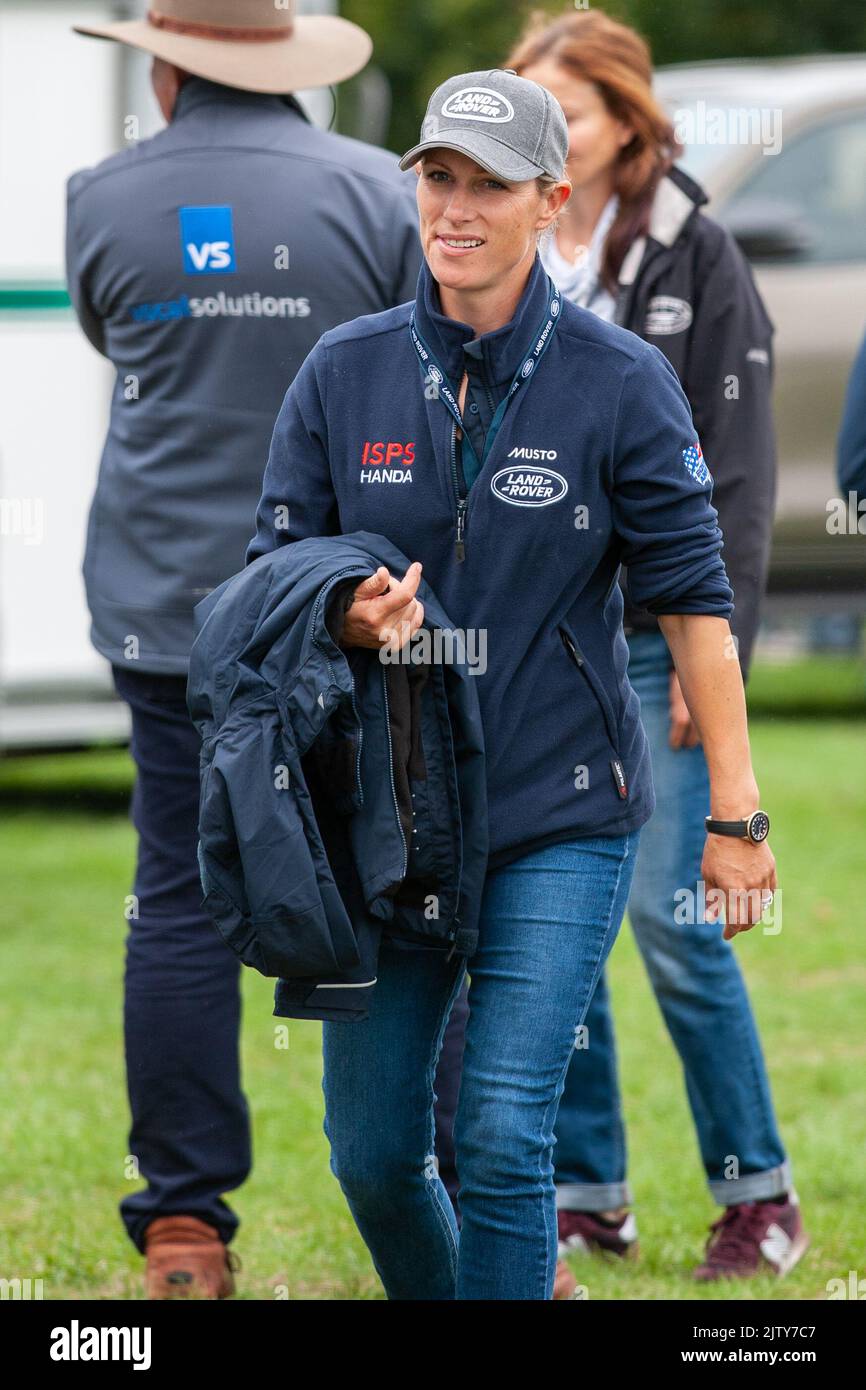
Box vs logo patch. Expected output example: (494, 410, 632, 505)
(179, 205, 236, 274)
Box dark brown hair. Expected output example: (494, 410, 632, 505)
(507, 8, 683, 291)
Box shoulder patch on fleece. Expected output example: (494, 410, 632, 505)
(682, 439, 711, 485)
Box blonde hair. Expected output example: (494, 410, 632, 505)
(535, 172, 568, 242)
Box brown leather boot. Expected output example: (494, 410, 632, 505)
(553, 1259, 579, 1299)
(144, 1216, 239, 1300)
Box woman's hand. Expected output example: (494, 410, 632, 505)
(701, 833, 778, 941)
(340, 562, 425, 652)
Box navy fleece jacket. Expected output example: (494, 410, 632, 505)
(247, 251, 734, 869)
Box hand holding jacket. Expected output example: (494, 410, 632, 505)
(334, 563, 425, 651)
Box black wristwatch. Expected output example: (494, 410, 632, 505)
(704, 811, 770, 844)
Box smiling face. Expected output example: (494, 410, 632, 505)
(415, 148, 568, 296)
(519, 60, 634, 193)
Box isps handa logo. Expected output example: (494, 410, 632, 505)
(360, 441, 415, 484)
(179, 205, 236, 274)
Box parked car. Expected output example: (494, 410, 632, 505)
(654, 55, 866, 611)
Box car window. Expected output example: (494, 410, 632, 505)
(723, 108, 866, 263)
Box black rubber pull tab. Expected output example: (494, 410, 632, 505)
(610, 759, 628, 800)
(455, 503, 467, 562)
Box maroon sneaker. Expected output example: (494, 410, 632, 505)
(553, 1261, 580, 1300)
(557, 1206, 639, 1261)
(694, 1192, 809, 1282)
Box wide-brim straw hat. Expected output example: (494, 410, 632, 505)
(73, 1, 372, 94)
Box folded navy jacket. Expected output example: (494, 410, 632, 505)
(187, 532, 489, 1022)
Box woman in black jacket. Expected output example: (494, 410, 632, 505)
(434, 8, 804, 1294)
(519, 6, 802, 1289)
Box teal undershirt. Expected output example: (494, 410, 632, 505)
(459, 337, 508, 491)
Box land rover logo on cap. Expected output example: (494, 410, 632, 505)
(442, 87, 515, 123)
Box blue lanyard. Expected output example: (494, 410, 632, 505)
(409, 275, 562, 481)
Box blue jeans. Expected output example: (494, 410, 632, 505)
(553, 631, 791, 1211)
(321, 833, 639, 1300)
(112, 665, 251, 1252)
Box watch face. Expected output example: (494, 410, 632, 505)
(749, 811, 770, 842)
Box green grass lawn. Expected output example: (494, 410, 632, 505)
(1, 715, 864, 1300)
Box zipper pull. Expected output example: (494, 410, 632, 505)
(560, 627, 583, 665)
(455, 499, 467, 562)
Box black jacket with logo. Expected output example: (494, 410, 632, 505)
(613, 166, 777, 678)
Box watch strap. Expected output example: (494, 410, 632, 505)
(704, 817, 750, 836)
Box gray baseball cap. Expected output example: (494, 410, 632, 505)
(399, 68, 569, 183)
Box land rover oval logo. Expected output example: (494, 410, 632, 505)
(490, 466, 568, 507)
(644, 295, 693, 336)
(442, 87, 516, 123)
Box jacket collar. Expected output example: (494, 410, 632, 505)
(413, 250, 553, 388)
(172, 75, 311, 125)
(648, 165, 707, 247)
(618, 164, 708, 287)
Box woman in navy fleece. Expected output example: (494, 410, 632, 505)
(247, 68, 778, 1301)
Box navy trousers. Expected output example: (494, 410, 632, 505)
(112, 665, 251, 1253)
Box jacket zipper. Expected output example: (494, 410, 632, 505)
(347, 680, 363, 803)
(449, 362, 495, 564)
(558, 624, 621, 754)
(311, 565, 368, 802)
(449, 419, 468, 563)
(382, 662, 462, 956)
(380, 665, 408, 879)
